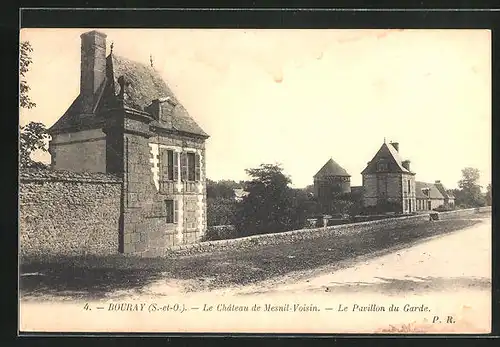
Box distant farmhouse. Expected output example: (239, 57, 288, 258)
(314, 141, 454, 214)
(47, 30, 209, 253)
(233, 188, 249, 202)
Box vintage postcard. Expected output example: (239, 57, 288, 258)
(19, 28, 492, 334)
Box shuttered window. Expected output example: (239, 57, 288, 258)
(180, 152, 188, 181)
(187, 152, 196, 181)
(195, 153, 201, 181)
(165, 200, 174, 223)
(173, 199, 179, 224)
(161, 149, 174, 181)
(173, 151, 179, 181)
(181, 151, 201, 182)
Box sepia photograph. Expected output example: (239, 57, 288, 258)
(18, 28, 491, 334)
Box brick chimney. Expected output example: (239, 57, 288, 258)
(80, 30, 107, 114)
(435, 180, 441, 184)
(402, 160, 411, 171)
(390, 141, 399, 152)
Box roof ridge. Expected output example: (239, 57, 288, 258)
(314, 158, 350, 178)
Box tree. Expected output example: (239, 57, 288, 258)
(207, 197, 237, 226)
(206, 179, 240, 199)
(456, 167, 486, 207)
(20, 41, 36, 109)
(19, 41, 49, 169)
(485, 183, 492, 206)
(235, 164, 296, 236)
(289, 188, 321, 228)
(19, 122, 49, 169)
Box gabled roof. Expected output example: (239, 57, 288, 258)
(109, 54, 208, 137)
(361, 142, 413, 175)
(415, 181, 445, 199)
(314, 158, 350, 178)
(49, 52, 208, 138)
(234, 188, 249, 200)
(434, 181, 454, 199)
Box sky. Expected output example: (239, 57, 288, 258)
(19, 29, 491, 190)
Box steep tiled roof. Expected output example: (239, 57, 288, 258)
(150, 104, 209, 137)
(109, 54, 179, 111)
(314, 158, 350, 178)
(434, 181, 454, 199)
(415, 181, 445, 199)
(110, 54, 208, 137)
(49, 53, 208, 138)
(361, 142, 413, 175)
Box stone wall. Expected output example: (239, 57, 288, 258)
(122, 126, 207, 257)
(49, 129, 108, 173)
(169, 207, 491, 256)
(169, 213, 431, 256)
(436, 206, 491, 220)
(362, 173, 416, 213)
(19, 169, 122, 257)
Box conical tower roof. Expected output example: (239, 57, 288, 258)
(314, 158, 350, 178)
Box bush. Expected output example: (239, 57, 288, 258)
(433, 204, 454, 212)
(207, 197, 237, 227)
(202, 225, 238, 241)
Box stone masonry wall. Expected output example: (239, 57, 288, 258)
(436, 206, 491, 220)
(169, 207, 491, 256)
(19, 169, 122, 257)
(49, 129, 107, 173)
(122, 127, 207, 257)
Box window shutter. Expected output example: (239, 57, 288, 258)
(173, 199, 179, 224)
(161, 149, 169, 181)
(195, 153, 201, 181)
(181, 152, 188, 181)
(173, 152, 179, 181)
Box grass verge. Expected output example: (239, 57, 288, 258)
(20, 215, 486, 299)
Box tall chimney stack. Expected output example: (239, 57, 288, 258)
(390, 141, 399, 152)
(80, 30, 107, 114)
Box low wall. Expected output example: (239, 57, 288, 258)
(435, 206, 491, 220)
(168, 213, 431, 256)
(19, 169, 123, 257)
(169, 207, 491, 256)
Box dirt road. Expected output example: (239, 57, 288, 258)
(20, 215, 491, 334)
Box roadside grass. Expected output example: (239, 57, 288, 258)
(20, 215, 486, 300)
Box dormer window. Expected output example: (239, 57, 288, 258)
(422, 188, 430, 197)
(377, 160, 388, 172)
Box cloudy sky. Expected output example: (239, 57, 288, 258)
(20, 29, 491, 189)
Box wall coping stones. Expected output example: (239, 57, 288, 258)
(19, 168, 123, 184)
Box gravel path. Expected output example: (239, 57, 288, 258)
(20, 215, 491, 333)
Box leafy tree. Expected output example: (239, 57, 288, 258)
(19, 122, 50, 169)
(456, 167, 486, 207)
(20, 41, 36, 109)
(303, 184, 315, 196)
(206, 197, 237, 226)
(19, 41, 49, 169)
(289, 188, 321, 228)
(485, 183, 492, 206)
(206, 179, 240, 199)
(235, 164, 296, 236)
